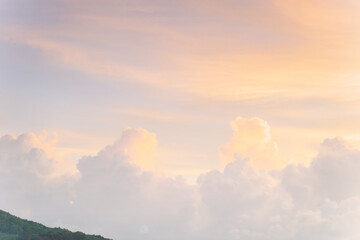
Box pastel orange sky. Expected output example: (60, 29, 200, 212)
(2, 0, 360, 178)
(1, 1, 360, 239)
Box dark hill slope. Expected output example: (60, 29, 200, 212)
(0, 209, 111, 240)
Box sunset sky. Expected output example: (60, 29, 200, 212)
(1, 0, 360, 239)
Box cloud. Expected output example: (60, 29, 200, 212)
(72, 128, 198, 239)
(197, 135, 360, 239)
(0, 133, 75, 221)
(0, 133, 56, 177)
(85, 127, 158, 171)
(280, 137, 360, 205)
(196, 157, 292, 239)
(220, 117, 284, 170)
(3, 0, 360, 104)
(2, 119, 360, 239)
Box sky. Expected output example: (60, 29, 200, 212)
(1, 0, 360, 239)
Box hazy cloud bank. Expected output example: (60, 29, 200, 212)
(1, 117, 360, 239)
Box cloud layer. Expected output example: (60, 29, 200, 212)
(1, 118, 360, 239)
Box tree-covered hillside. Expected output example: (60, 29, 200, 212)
(0, 209, 111, 240)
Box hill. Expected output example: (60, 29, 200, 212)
(0, 209, 111, 240)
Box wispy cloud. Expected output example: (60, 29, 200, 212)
(3, 0, 360, 102)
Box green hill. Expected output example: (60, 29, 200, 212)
(0, 209, 111, 240)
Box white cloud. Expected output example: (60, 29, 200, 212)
(2, 120, 360, 239)
(0, 133, 75, 221)
(220, 117, 284, 170)
(71, 128, 198, 239)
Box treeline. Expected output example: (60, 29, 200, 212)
(0, 209, 110, 240)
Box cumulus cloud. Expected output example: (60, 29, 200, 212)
(196, 157, 292, 239)
(0, 133, 75, 221)
(2, 119, 360, 239)
(280, 137, 360, 205)
(0, 133, 57, 178)
(220, 117, 284, 170)
(71, 128, 198, 239)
